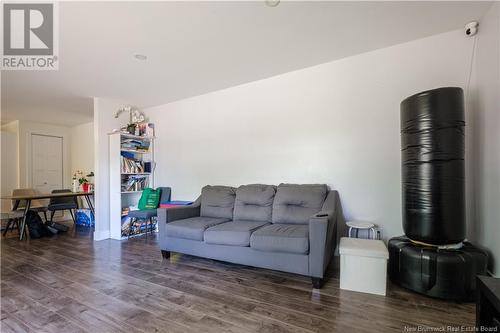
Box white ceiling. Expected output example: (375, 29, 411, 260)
(1, 1, 492, 126)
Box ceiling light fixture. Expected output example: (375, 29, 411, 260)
(134, 54, 147, 61)
(265, 0, 280, 7)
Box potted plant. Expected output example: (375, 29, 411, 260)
(85, 172, 94, 192)
(73, 170, 93, 192)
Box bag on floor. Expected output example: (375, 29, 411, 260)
(50, 222, 69, 232)
(25, 210, 53, 238)
(46, 225, 59, 235)
(75, 209, 94, 227)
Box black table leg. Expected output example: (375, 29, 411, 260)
(84, 195, 95, 215)
(12, 200, 20, 211)
(19, 199, 31, 241)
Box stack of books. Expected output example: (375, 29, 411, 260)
(121, 139, 150, 152)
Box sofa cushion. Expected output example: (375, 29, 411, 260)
(165, 216, 229, 241)
(233, 184, 276, 222)
(250, 224, 309, 254)
(272, 184, 327, 224)
(204, 220, 269, 246)
(200, 185, 236, 219)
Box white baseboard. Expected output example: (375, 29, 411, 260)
(93, 230, 110, 241)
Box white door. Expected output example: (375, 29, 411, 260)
(31, 134, 63, 193)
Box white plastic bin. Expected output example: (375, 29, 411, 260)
(339, 237, 389, 296)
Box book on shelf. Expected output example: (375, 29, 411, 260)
(120, 155, 149, 174)
(121, 138, 150, 152)
(121, 175, 148, 192)
(121, 207, 130, 217)
(121, 216, 156, 237)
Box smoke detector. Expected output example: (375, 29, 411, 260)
(465, 22, 478, 37)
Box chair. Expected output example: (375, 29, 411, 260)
(47, 189, 78, 224)
(127, 187, 171, 238)
(1, 210, 25, 237)
(12, 188, 49, 222)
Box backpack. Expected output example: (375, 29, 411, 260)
(25, 210, 54, 238)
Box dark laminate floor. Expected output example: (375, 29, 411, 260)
(1, 225, 475, 333)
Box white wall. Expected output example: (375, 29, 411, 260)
(144, 29, 474, 242)
(469, 3, 500, 276)
(93, 98, 129, 240)
(71, 122, 94, 176)
(1, 121, 20, 190)
(1, 130, 19, 211)
(70, 121, 94, 207)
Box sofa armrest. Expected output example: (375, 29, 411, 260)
(308, 191, 343, 278)
(157, 196, 201, 243)
(157, 205, 201, 224)
(157, 196, 201, 224)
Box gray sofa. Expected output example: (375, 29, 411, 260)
(157, 183, 345, 288)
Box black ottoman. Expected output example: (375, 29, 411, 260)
(388, 236, 488, 301)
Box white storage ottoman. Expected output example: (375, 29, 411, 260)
(339, 237, 389, 296)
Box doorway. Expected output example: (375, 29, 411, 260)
(31, 134, 63, 193)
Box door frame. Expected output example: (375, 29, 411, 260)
(29, 133, 64, 191)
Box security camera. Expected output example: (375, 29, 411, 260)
(465, 22, 478, 37)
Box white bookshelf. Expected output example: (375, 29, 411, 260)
(109, 132, 155, 240)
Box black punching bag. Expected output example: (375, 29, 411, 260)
(401, 87, 465, 245)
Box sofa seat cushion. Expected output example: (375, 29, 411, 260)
(165, 216, 229, 241)
(250, 224, 309, 254)
(233, 184, 276, 222)
(204, 220, 269, 246)
(200, 185, 236, 219)
(272, 184, 327, 224)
